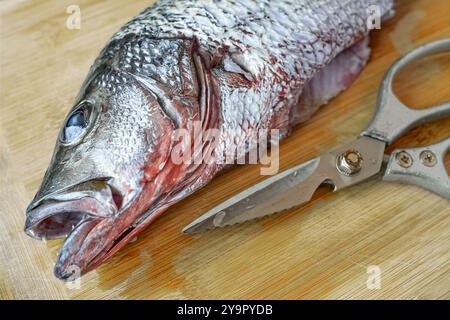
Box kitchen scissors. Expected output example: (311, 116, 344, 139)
(183, 39, 450, 234)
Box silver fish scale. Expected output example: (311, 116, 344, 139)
(115, 37, 184, 89)
(90, 0, 393, 161)
(109, 0, 392, 76)
(103, 85, 156, 170)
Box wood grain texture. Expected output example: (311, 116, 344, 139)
(0, 0, 449, 300)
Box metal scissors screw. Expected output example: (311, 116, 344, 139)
(337, 150, 364, 176)
(420, 151, 437, 167)
(396, 151, 413, 168)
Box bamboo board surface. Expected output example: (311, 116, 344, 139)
(1, 0, 449, 299)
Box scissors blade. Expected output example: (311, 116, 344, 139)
(183, 136, 385, 234)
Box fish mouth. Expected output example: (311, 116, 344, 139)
(24, 179, 131, 280)
(24, 197, 110, 240)
(25, 197, 108, 280)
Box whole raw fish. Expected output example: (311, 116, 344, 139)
(25, 0, 394, 279)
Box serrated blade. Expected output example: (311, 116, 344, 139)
(183, 136, 385, 234)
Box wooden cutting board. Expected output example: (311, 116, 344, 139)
(1, 0, 449, 299)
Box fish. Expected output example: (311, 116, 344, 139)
(25, 0, 395, 280)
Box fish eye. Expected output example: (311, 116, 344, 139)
(60, 101, 93, 145)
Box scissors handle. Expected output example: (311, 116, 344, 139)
(362, 39, 450, 145)
(383, 137, 450, 199)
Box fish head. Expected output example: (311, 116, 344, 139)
(25, 69, 176, 279)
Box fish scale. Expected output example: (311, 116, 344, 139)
(89, 0, 393, 147)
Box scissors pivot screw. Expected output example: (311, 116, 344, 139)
(420, 150, 437, 167)
(396, 151, 413, 168)
(336, 150, 363, 176)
